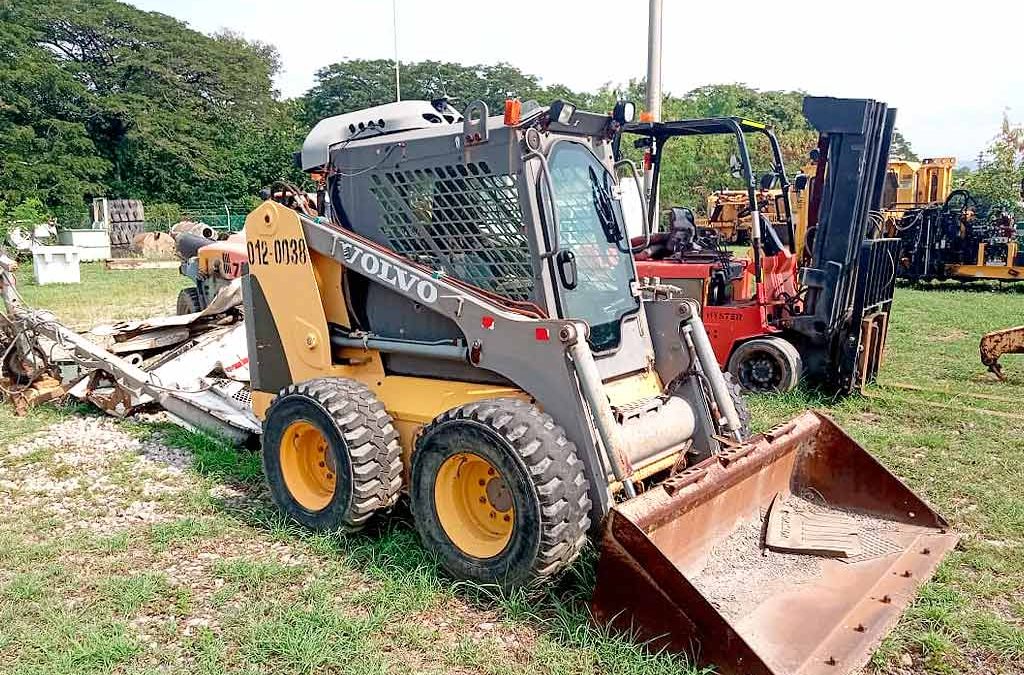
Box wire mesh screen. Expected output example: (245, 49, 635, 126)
(368, 161, 534, 301)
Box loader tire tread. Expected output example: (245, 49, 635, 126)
(723, 371, 752, 440)
(414, 398, 592, 586)
(263, 377, 402, 531)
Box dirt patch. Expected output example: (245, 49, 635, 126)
(930, 329, 968, 343)
(687, 495, 904, 622)
(687, 514, 822, 622)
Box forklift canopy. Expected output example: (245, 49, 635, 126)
(623, 117, 768, 138)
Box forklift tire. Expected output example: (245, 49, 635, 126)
(727, 337, 802, 393)
(176, 287, 202, 315)
(410, 398, 592, 588)
(261, 378, 402, 531)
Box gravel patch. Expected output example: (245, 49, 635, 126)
(0, 413, 509, 673)
(688, 494, 906, 623)
(0, 416, 193, 535)
(688, 514, 823, 622)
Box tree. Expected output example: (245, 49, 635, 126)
(959, 114, 1024, 216)
(302, 59, 583, 125)
(0, 13, 110, 215)
(629, 83, 818, 211)
(890, 130, 919, 161)
(0, 0, 301, 217)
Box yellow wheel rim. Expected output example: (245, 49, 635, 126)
(434, 453, 515, 559)
(280, 420, 336, 511)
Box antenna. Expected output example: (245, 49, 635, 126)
(393, 0, 401, 102)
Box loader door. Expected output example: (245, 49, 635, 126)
(546, 141, 641, 354)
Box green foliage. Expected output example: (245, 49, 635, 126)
(0, 0, 305, 214)
(891, 129, 919, 161)
(10, 197, 48, 225)
(144, 202, 183, 229)
(303, 59, 569, 125)
(957, 114, 1024, 216)
(0, 196, 51, 243)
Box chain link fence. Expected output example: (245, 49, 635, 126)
(144, 201, 258, 234)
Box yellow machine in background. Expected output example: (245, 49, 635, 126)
(884, 156, 956, 213)
(699, 157, 957, 261)
(696, 189, 786, 245)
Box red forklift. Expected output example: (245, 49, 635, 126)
(619, 97, 898, 394)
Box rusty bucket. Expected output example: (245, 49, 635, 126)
(592, 411, 958, 675)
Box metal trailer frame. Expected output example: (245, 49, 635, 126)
(0, 256, 259, 443)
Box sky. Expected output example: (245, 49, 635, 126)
(129, 0, 1019, 166)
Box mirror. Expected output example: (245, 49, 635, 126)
(794, 173, 809, 191)
(556, 249, 578, 290)
(759, 172, 777, 190)
(614, 160, 648, 241)
(729, 153, 744, 179)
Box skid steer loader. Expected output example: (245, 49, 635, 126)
(243, 98, 956, 675)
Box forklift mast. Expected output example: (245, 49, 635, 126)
(788, 96, 898, 391)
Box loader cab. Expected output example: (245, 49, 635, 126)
(301, 99, 653, 382)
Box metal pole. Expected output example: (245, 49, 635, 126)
(393, 0, 401, 102)
(645, 0, 663, 124)
(644, 0, 663, 214)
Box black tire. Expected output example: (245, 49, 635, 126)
(723, 371, 752, 439)
(261, 378, 402, 531)
(176, 287, 202, 315)
(410, 398, 591, 588)
(727, 336, 802, 393)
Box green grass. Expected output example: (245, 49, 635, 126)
(0, 595, 141, 675)
(3, 265, 1024, 674)
(99, 573, 172, 616)
(212, 558, 299, 593)
(148, 517, 219, 549)
(13, 261, 188, 329)
(162, 426, 263, 485)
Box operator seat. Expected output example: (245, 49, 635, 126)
(633, 207, 701, 260)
